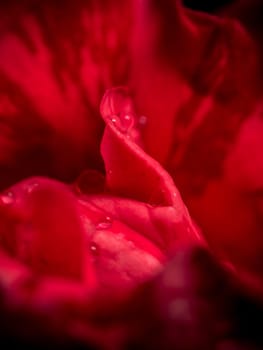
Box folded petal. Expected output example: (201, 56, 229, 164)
(99, 87, 202, 250)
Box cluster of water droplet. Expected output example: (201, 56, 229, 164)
(89, 216, 113, 256)
(0, 191, 14, 205)
(96, 216, 112, 230)
(109, 112, 134, 134)
(110, 112, 148, 132)
(0, 180, 41, 208)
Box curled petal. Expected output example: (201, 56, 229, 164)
(99, 87, 202, 250)
(101, 87, 185, 207)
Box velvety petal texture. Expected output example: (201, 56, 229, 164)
(0, 0, 262, 349)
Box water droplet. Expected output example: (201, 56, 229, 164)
(96, 216, 112, 230)
(146, 203, 154, 209)
(110, 116, 118, 124)
(120, 113, 134, 133)
(90, 242, 99, 256)
(27, 182, 39, 194)
(109, 113, 134, 133)
(75, 169, 105, 195)
(138, 115, 147, 126)
(0, 191, 14, 205)
(122, 114, 133, 130)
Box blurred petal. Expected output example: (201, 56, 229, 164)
(0, 177, 91, 281)
(131, 0, 263, 289)
(0, 0, 133, 189)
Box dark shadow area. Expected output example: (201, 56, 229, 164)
(183, 0, 234, 12)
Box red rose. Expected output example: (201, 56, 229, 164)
(0, 0, 262, 349)
(0, 85, 204, 347)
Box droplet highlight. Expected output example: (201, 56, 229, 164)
(109, 113, 134, 134)
(138, 115, 147, 127)
(27, 182, 39, 194)
(0, 191, 14, 205)
(119, 113, 134, 132)
(96, 216, 112, 230)
(110, 116, 118, 124)
(90, 242, 99, 256)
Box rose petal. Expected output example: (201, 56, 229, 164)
(100, 87, 185, 206)
(0, 177, 95, 283)
(77, 196, 164, 293)
(86, 195, 202, 255)
(131, 0, 263, 291)
(99, 87, 202, 250)
(0, 0, 134, 188)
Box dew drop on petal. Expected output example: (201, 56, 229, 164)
(90, 242, 100, 256)
(27, 182, 39, 194)
(108, 115, 123, 132)
(111, 116, 118, 124)
(0, 191, 14, 205)
(146, 203, 154, 209)
(138, 115, 147, 127)
(119, 113, 134, 133)
(109, 113, 134, 134)
(96, 216, 112, 230)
